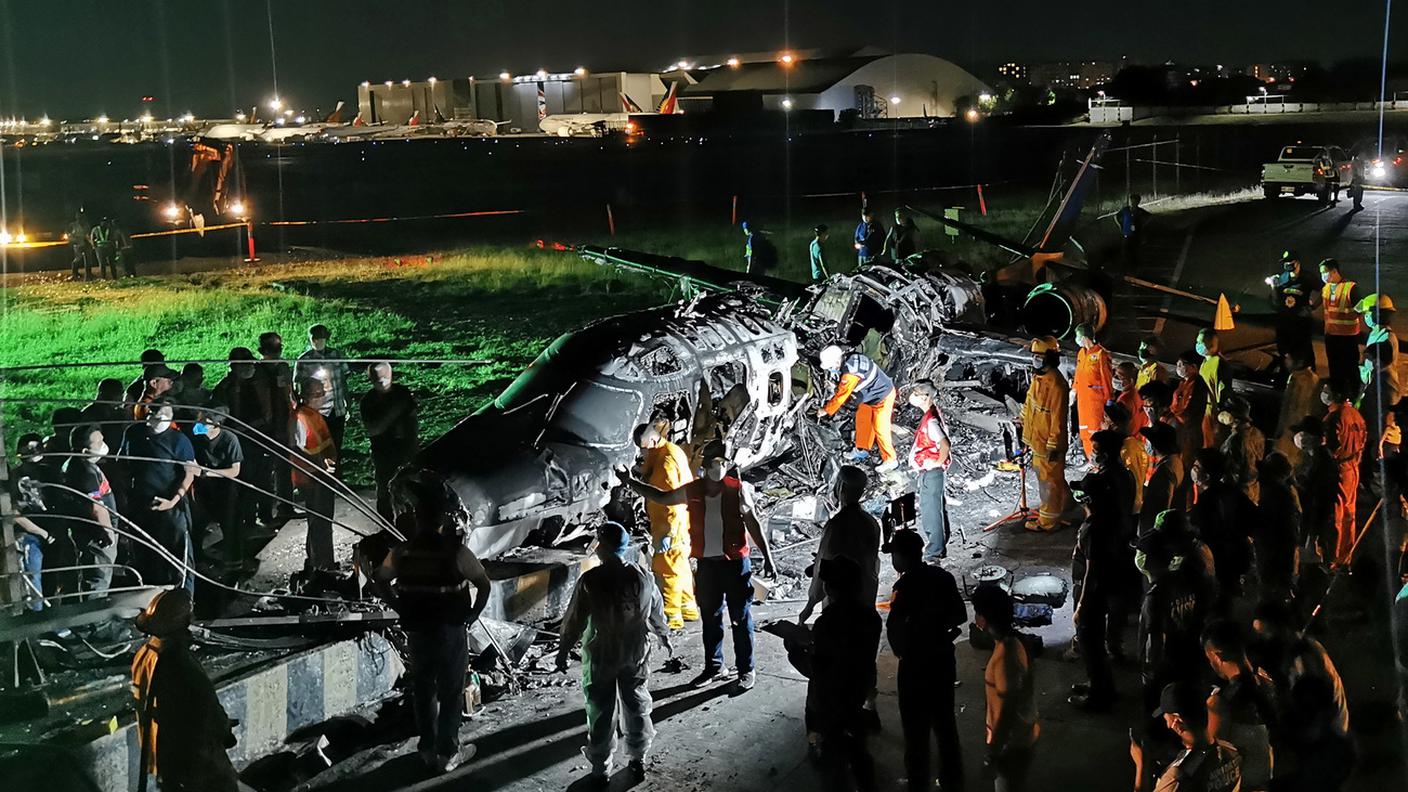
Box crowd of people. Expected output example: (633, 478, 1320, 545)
(552, 255, 1403, 791)
(9, 323, 420, 609)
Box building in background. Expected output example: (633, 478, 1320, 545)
(997, 62, 1029, 84)
(683, 51, 988, 119)
(1030, 61, 1117, 91)
(357, 71, 674, 131)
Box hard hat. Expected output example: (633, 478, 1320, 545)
(135, 589, 193, 637)
(1279, 249, 1300, 263)
(1030, 336, 1060, 354)
(819, 345, 845, 369)
(1356, 293, 1396, 313)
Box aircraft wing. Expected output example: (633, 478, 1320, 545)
(574, 245, 809, 303)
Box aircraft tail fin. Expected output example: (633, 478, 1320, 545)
(1033, 131, 1111, 253)
(657, 82, 680, 114)
(407, 110, 421, 127)
(324, 101, 345, 124)
(620, 92, 645, 113)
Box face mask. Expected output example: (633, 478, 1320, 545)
(312, 339, 326, 351)
(1113, 379, 1128, 392)
(1217, 411, 1235, 426)
(88, 442, 109, 458)
(1195, 341, 1208, 357)
(1365, 313, 1379, 329)
(1031, 356, 1045, 371)
(705, 464, 726, 482)
(192, 422, 210, 436)
(1321, 273, 1332, 284)
(1320, 391, 1333, 406)
(149, 420, 173, 434)
(373, 377, 391, 389)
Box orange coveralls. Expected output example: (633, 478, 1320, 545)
(1075, 345, 1114, 459)
(1021, 368, 1071, 529)
(1325, 401, 1366, 566)
(823, 373, 897, 463)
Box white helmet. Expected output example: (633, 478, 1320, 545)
(819, 345, 845, 370)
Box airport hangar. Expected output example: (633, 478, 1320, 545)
(355, 50, 988, 131)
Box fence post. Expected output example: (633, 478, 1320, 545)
(1151, 133, 1158, 198)
(977, 184, 988, 216)
(1175, 133, 1181, 194)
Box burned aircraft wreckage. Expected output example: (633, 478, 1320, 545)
(407, 140, 1121, 558)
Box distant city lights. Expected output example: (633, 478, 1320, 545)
(535, 69, 548, 79)
(139, 113, 154, 123)
(778, 52, 796, 66)
(726, 57, 740, 68)
(889, 96, 901, 105)
(229, 200, 249, 217)
(96, 115, 109, 123)
(268, 97, 283, 111)
(427, 76, 437, 85)
(499, 71, 511, 81)
(781, 97, 794, 110)
(574, 67, 587, 77)
(401, 79, 411, 87)
(162, 203, 182, 221)
(965, 108, 980, 122)
(235, 112, 247, 121)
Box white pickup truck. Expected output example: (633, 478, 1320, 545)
(1262, 144, 1352, 202)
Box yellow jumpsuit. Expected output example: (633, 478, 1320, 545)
(641, 441, 699, 626)
(1021, 368, 1071, 530)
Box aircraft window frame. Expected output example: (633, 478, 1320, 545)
(544, 379, 643, 450)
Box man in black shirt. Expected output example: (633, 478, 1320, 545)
(255, 332, 295, 524)
(887, 529, 967, 792)
(64, 424, 119, 598)
(192, 408, 245, 571)
(212, 347, 273, 536)
(1138, 516, 1213, 733)
(1069, 430, 1136, 711)
(360, 362, 419, 520)
(1268, 250, 1320, 373)
(125, 349, 167, 405)
(120, 402, 198, 594)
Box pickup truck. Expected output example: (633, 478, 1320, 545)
(1261, 144, 1352, 202)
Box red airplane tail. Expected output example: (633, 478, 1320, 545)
(656, 82, 680, 114)
(619, 92, 644, 113)
(324, 101, 346, 124)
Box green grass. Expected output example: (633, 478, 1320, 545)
(0, 247, 667, 483)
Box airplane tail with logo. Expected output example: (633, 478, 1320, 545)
(620, 92, 645, 113)
(324, 101, 346, 124)
(656, 82, 680, 114)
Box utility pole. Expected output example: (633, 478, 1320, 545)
(1175, 133, 1182, 193)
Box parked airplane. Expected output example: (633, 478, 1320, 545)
(539, 83, 681, 138)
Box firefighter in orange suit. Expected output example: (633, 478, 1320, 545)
(292, 377, 338, 570)
(1322, 382, 1366, 568)
(633, 422, 700, 630)
(818, 345, 898, 472)
(1319, 259, 1362, 397)
(1021, 336, 1071, 532)
(1074, 324, 1114, 460)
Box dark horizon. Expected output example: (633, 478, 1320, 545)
(0, 0, 1402, 119)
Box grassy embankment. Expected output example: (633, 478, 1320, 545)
(0, 248, 667, 482)
(0, 183, 1245, 480)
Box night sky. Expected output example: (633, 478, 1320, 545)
(0, 0, 1400, 119)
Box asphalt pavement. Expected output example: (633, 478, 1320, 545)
(1106, 188, 1408, 369)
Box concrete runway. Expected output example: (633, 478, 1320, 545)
(1108, 189, 1408, 368)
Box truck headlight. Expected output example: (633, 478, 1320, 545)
(1371, 164, 1388, 180)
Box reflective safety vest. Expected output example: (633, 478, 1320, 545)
(686, 477, 750, 560)
(843, 353, 894, 405)
(392, 536, 475, 629)
(291, 406, 334, 488)
(1323, 281, 1362, 336)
